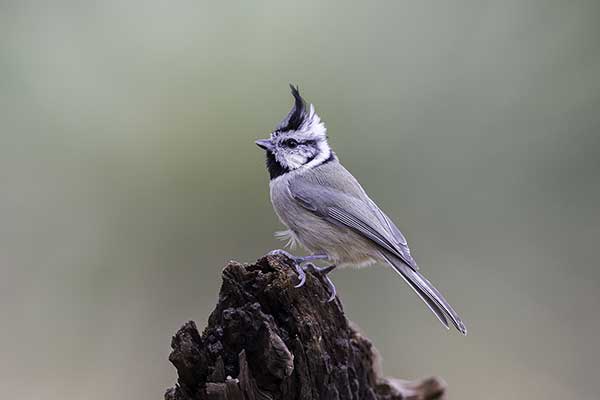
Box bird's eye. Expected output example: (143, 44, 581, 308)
(284, 139, 299, 148)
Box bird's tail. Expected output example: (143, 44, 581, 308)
(382, 253, 467, 335)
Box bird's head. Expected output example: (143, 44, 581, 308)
(256, 85, 332, 179)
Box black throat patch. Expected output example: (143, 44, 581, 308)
(266, 151, 290, 180)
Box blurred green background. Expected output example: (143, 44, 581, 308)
(1, 1, 599, 399)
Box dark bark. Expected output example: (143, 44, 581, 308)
(165, 254, 447, 400)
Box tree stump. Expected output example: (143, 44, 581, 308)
(164, 254, 447, 400)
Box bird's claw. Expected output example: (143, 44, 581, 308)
(304, 264, 337, 303)
(268, 249, 307, 286)
(266, 249, 336, 302)
(293, 263, 308, 288)
(322, 275, 337, 303)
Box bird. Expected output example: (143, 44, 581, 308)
(255, 85, 467, 335)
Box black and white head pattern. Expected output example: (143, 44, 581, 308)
(265, 86, 333, 179)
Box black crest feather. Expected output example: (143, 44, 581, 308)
(276, 84, 308, 133)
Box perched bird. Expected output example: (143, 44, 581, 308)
(255, 85, 467, 335)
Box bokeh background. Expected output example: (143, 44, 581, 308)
(1, 1, 599, 399)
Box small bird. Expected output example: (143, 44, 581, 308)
(256, 85, 467, 335)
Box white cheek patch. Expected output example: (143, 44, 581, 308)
(286, 154, 306, 169)
(274, 151, 306, 170)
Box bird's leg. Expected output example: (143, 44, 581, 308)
(267, 249, 329, 288)
(304, 264, 338, 302)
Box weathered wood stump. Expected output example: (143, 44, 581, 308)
(164, 254, 447, 400)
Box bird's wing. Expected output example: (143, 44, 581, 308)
(288, 176, 418, 269)
(288, 174, 467, 334)
(365, 197, 419, 269)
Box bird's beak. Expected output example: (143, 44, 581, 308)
(255, 138, 274, 151)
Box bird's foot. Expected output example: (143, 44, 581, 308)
(304, 264, 338, 302)
(267, 250, 334, 300)
(268, 249, 308, 286)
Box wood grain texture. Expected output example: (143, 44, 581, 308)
(165, 254, 447, 400)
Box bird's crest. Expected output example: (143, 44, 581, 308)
(273, 85, 327, 141)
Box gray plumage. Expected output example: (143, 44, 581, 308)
(256, 86, 467, 335)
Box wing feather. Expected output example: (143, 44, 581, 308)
(288, 177, 416, 268)
(286, 172, 467, 334)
